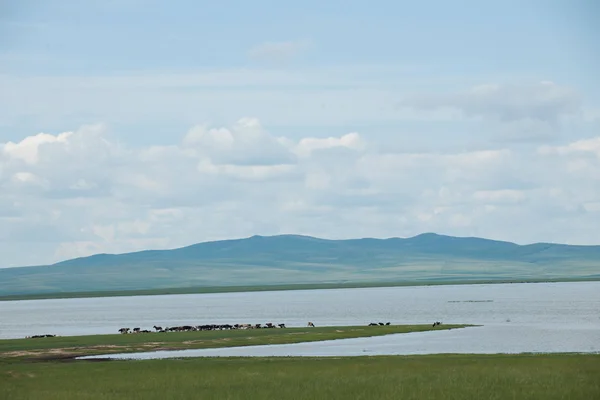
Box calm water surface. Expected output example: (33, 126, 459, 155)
(2, 281, 600, 355)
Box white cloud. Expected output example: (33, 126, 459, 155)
(12, 172, 41, 184)
(1, 116, 600, 267)
(3, 132, 72, 164)
(294, 133, 365, 158)
(196, 161, 295, 181)
(539, 137, 600, 158)
(183, 117, 295, 166)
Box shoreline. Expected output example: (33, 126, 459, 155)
(0, 324, 470, 362)
(1, 276, 598, 302)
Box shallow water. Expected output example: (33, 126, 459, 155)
(80, 323, 600, 360)
(2, 281, 600, 356)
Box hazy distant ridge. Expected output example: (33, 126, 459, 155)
(1, 233, 599, 296)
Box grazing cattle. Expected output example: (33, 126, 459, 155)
(385, 322, 391, 326)
(111, 321, 301, 334)
(29, 334, 56, 338)
(432, 321, 442, 327)
(378, 322, 384, 326)
(368, 323, 378, 326)
(196, 324, 232, 331)
(307, 322, 315, 327)
(166, 325, 195, 332)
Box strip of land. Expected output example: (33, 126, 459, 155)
(1, 354, 598, 400)
(0, 324, 468, 360)
(1, 277, 598, 302)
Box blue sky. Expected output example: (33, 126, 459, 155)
(2, 0, 599, 140)
(0, 0, 599, 266)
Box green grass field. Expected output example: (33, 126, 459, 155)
(1, 276, 597, 301)
(0, 324, 468, 360)
(2, 325, 597, 399)
(1, 354, 598, 400)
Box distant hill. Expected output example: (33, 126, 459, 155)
(1, 233, 599, 297)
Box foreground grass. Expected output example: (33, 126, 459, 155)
(2, 277, 598, 301)
(1, 354, 598, 399)
(0, 324, 468, 360)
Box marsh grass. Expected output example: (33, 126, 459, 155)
(1, 354, 598, 400)
(0, 324, 468, 359)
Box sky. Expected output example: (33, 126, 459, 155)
(1, 0, 599, 267)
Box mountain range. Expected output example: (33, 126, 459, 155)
(1, 233, 599, 297)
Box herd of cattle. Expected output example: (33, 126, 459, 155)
(24, 320, 443, 338)
(118, 322, 289, 334)
(117, 321, 403, 334)
(25, 334, 57, 339)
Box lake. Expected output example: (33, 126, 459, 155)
(2, 281, 600, 355)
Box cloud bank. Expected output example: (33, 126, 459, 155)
(1, 100, 599, 266)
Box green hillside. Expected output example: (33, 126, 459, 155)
(1, 233, 599, 297)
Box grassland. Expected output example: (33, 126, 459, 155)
(1, 354, 599, 399)
(3, 233, 599, 299)
(0, 324, 468, 360)
(2, 324, 597, 399)
(1, 276, 598, 301)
